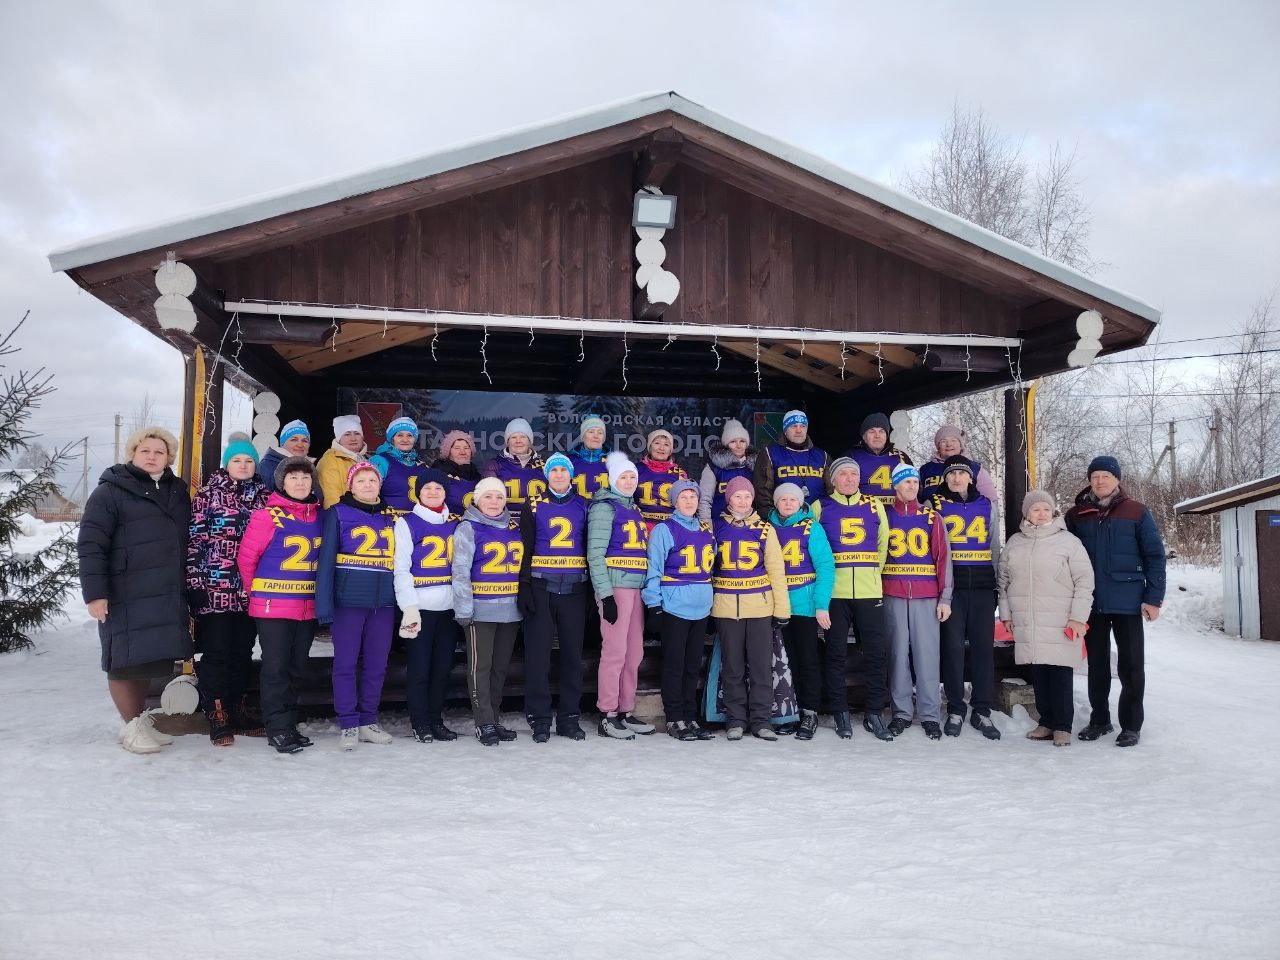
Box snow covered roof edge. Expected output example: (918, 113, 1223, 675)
(1175, 473, 1280, 515)
(48, 91, 1160, 325)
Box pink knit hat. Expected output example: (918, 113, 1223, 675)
(724, 476, 754, 501)
(439, 429, 476, 459)
(935, 424, 964, 448)
(346, 461, 380, 490)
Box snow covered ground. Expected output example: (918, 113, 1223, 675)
(2, 556, 1278, 959)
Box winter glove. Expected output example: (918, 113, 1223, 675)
(455, 616, 473, 629)
(600, 595, 619, 625)
(518, 585, 538, 618)
(399, 607, 422, 638)
(645, 605, 663, 634)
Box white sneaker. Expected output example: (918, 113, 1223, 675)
(620, 713, 656, 735)
(119, 717, 161, 754)
(140, 711, 174, 746)
(339, 728, 359, 751)
(357, 723, 393, 744)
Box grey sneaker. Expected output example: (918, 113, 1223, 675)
(726, 726, 745, 741)
(753, 727, 778, 741)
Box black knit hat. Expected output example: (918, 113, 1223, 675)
(942, 454, 974, 478)
(274, 455, 316, 490)
(860, 412, 891, 436)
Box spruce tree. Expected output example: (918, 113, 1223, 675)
(0, 315, 79, 653)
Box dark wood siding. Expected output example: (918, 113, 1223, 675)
(199, 154, 635, 322)
(660, 165, 1017, 336)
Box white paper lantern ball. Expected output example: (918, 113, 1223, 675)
(635, 238, 667, 267)
(154, 260, 197, 297)
(154, 294, 197, 333)
(252, 413, 281, 437)
(1076, 310, 1104, 340)
(252, 434, 276, 455)
(252, 392, 282, 415)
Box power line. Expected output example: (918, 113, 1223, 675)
(1096, 346, 1280, 365)
(1138, 328, 1280, 348)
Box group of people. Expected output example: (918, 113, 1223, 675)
(78, 407, 1167, 756)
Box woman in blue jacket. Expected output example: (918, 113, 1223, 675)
(643, 478, 715, 741)
(768, 482, 835, 741)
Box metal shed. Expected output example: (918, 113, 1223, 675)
(1176, 475, 1280, 640)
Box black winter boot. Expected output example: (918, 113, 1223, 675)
(796, 711, 818, 741)
(475, 724, 500, 746)
(556, 718, 586, 741)
(531, 720, 551, 743)
(888, 717, 911, 737)
(969, 713, 1001, 741)
(429, 722, 459, 742)
(832, 711, 853, 739)
(495, 723, 518, 742)
(944, 713, 964, 737)
(207, 699, 234, 747)
(863, 711, 895, 741)
(1116, 729, 1141, 747)
(1078, 722, 1115, 741)
(268, 733, 304, 754)
(922, 721, 942, 740)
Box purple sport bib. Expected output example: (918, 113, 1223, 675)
(712, 518, 771, 595)
(251, 506, 323, 598)
(604, 499, 649, 570)
(334, 502, 396, 571)
(815, 496, 881, 568)
(467, 518, 523, 596)
(529, 494, 588, 571)
(771, 519, 817, 587)
(402, 511, 458, 587)
(660, 518, 715, 586)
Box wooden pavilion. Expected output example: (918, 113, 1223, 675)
(50, 91, 1159, 529)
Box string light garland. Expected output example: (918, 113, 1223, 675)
(964, 342, 972, 382)
(479, 324, 492, 385)
(839, 340, 848, 380)
(710, 334, 721, 371)
(621, 329, 630, 391)
(431, 320, 439, 362)
(577, 323, 585, 363)
(876, 341, 885, 386)
(754, 337, 762, 392)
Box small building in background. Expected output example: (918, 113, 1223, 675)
(1177, 474, 1280, 640)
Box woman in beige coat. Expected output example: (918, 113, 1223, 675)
(998, 490, 1095, 746)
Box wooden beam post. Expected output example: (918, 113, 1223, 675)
(1003, 386, 1030, 540)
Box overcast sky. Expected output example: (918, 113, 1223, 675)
(2, 0, 1277, 482)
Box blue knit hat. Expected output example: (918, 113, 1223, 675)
(386, 416, 418, 441)
(221, 439, 260, 467)
(544, 453, 574, 478)
(783, 409, 809, 430)
(1088, 455, 1121, 480)
(890, 463, 920, 487)
(279, 419, 310, 444)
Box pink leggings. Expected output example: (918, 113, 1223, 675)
(597, 587, 644, 714)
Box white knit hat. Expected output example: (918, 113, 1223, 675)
(474, 477, 506, 500)
(606, 450, 637, 488)
(504, 418, 534, 444)
(333, 415, 362, 437)
(721, 418, 750, 444)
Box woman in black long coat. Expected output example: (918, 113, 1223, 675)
(78, 427, 192, 755)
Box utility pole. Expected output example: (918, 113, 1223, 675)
(1168, 420, 1178, 489)
(1212, 413, 1223, 489)
(113, 413, 122, 465)
(81, 436, 89, 505)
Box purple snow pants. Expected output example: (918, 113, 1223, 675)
(331, 606, 395, 729)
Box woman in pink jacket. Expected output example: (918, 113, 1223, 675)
(237, 457, 323, 755)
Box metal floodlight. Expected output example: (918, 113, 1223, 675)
(633, 192, 677, 229)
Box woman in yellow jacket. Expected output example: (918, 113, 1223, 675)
(316, 415, 368, 507)
(713, 476, 791, 741)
